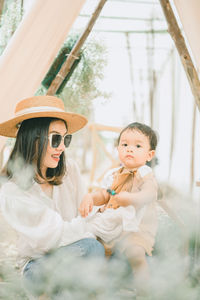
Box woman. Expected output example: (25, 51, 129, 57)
(0, 95, 105, 294)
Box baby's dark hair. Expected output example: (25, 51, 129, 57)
(117, 122, 158, 150)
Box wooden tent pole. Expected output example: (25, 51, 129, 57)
(88, 123, 122, 133)
(168, 49, 176, 180)
(89, 126, 98, 188)
(46, 0, 107, 96)
(146, 18, 156, 128)
(190, 103, 196, 192)
(159, 0, 200, 112)
(125, 32, 137, 119)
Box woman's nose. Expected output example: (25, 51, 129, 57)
(57, 140, 65, 152)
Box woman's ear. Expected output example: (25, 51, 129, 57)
(147, 150, 155, 162)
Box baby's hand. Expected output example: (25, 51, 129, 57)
(110, 191, 132, 207)
(79, 194, 93, 218)
(99, 205, 106, 213)
(106, 198, 119, 209)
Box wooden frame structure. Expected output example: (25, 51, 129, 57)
(88, 123, 122, 190)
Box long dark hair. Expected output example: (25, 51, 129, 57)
(4, 117, 67, 185)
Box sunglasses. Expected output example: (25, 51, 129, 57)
(48, 133, 72, 148)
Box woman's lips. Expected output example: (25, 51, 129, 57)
(52, 155, 60, 162)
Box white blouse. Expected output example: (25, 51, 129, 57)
(0, 159, 94, 268)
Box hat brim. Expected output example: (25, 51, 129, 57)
(0, 111, 88, 137)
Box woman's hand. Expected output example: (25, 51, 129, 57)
(79, 194, 94, 218)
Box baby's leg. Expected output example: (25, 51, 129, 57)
(125, 243, 149, 282)
(117, 236, 150, 292)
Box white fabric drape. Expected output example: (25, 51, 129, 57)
(0, 0, 86, 148)
(173, 0, 200, 72)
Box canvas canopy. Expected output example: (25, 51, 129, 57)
(174, 0, 200, 72)
(0, 0, 85, 147)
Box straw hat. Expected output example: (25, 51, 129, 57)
(0, 95, 88, 137)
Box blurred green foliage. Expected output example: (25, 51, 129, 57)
(37, 32, 110, 118)
(0, 0, 23, 55)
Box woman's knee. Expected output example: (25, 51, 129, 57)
(80, 238, 105, 257)
(58, 238, 105, 257)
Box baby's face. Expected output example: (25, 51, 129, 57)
(117, 129, 155, 170)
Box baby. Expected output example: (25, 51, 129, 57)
(80, 122, 158, 286)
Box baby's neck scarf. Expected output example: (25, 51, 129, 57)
(106, 167, 137, 209)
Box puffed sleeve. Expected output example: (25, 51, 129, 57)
(133, 165, 158, 208)
(0, 182, 93, 254)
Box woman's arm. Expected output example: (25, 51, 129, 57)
(0, 182, 91, 253)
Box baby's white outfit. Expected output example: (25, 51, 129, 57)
(85, 165, 152, 243)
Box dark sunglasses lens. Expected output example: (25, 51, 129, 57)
(51, 134, 62, 148)
(64, 135, 72, 147)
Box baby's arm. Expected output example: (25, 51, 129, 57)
(107, 167, 157, 211)
(107, 178, 157, 210)
(130, 177, 157, 209)
(79, 189, 109, 217)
